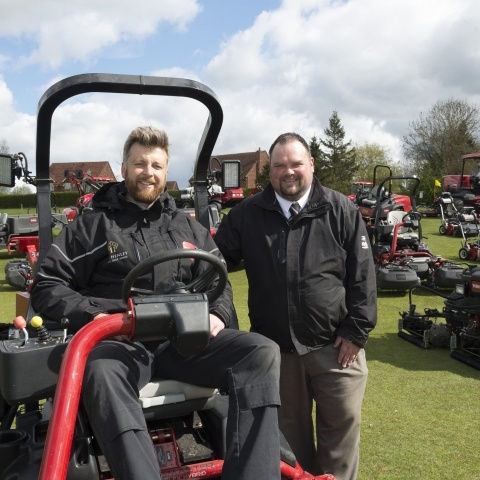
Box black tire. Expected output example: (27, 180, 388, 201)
(459, 248, 470, 261)
(439, 224, 447, 235)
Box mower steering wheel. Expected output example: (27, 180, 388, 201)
(403, 211, 422, 222)
(121, 249, 228, 304)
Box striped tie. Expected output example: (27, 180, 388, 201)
(289, 202, 301, 220)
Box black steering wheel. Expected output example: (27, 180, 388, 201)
(121, 249, 228, 304)
(403, 211, 422, 222)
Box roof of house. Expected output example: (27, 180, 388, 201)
(50, 161, 116, 184)
(211, 150, 268, 177)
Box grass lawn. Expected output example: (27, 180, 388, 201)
(1, 213, 479, 479)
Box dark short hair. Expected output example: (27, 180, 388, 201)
(268, 132, 310, 158)
(123, 126, 170, 163)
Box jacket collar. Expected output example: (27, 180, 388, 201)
(257, 177, 330, 214)
(92, 181, 175, 214)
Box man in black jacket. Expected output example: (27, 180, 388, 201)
(30, 126, 281, 480)
(214, 132, 377, 480)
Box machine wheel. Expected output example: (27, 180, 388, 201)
(439, 224, 447, 235)
(459, 247, 470, 261)
(121, 249, 228, 303)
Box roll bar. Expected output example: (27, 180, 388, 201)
(35, 73, 223, 266)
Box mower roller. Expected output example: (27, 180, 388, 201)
(0, 73, 335, 480)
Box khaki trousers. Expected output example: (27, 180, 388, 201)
(279, 346, 368, 480)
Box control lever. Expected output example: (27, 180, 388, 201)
(13, 315, 29, 345)
(30, 315, 53, 343)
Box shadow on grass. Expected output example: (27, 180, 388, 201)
(366, 331, 480, 380)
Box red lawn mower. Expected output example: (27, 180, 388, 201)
(0, 74, 334, 480)
(370, 176, 464, 292)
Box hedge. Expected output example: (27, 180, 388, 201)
(0, 190, 183, 211)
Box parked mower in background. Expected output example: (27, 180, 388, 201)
(0, 74, 334, 480)
(0, 152, 66, 290)
(179, 159, 244, 211)
(370, 176, 464, 292)
(398, 276, 480, 370)
(62, 169, 114, 221)
(437, 191, 479, 237)
(356, 165, 412, 241)
(347, 180, 373, 203)
(442, 152, 480, 212)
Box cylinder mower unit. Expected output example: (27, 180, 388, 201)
(398, 286, 452, 349)
(398, 269, 480, 370)
(4, 260, 33, 290)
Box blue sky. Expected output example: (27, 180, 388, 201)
(1, 0, 479, 188)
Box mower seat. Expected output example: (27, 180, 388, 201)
(361, 185, 385, 207)
(387, 211, 419, 243)
(139, 379, 219, 419)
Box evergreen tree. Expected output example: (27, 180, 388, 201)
(256, 161, 270, 189)
(309, 135, 324, 180)
(319, 111, 357, 193)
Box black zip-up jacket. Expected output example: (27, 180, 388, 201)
(31, 182, 236, 333)
(214, 178, 377, 352)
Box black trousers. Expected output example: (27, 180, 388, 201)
(82, 329, 281, 480)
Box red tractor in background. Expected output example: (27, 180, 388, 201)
(62, 169, 114, 221)
(442, 152, 480, 212)
(347, 181, 373, 202)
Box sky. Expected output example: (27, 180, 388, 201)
(1, 0, 480, 189)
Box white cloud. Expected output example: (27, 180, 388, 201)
(3, 0, 202, 68)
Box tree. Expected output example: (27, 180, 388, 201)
(256, 161, 270, 189)
(318, 111, 357, 193)
(403, 99, 480, 186)
(354, 142, 398, 182)
(309, 135, 325, 180)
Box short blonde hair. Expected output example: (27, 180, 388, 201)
(122, 126, 170, 163)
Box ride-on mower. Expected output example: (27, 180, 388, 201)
(367, 176, 464, 292)
(0, 74, 334, 480)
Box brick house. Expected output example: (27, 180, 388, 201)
(208, 149, 269, 189)
(166, 181, 179, 191)
(49, 161, 116, 192)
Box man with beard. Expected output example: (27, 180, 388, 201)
(214, 132, 377, 480)
(30, 126, 282, 480)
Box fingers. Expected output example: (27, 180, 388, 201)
(209, 314, 225, 338)
(334, 336, 361, 368)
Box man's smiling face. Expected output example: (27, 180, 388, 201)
(122, 142, 168, 204)
(269, 139, 314, 201)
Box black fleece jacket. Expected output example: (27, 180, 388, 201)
(214, 178, 377, 352)
(30, 181, 236, 333)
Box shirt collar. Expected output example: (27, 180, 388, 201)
(274, 187, 311, 218)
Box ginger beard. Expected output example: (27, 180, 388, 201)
(124, 170, 165, 204)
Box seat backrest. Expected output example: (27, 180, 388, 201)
(386, 210, 405, 226)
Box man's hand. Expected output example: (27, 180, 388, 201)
(333, 336, 361, 368)
(209, 314, 225, 338)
